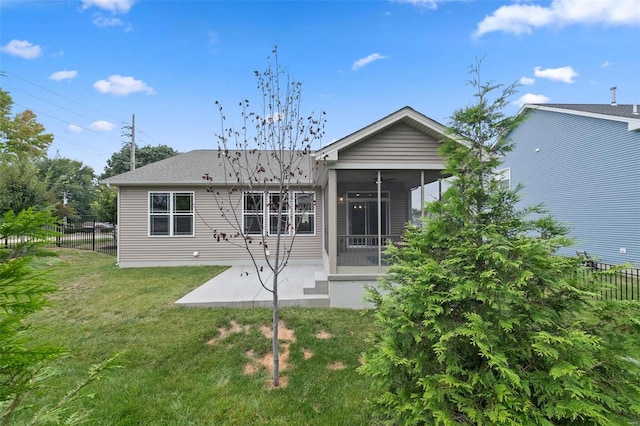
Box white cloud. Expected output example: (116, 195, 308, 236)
(352, 53, 387, 71)
(475, 0, 640, 37)
(601, 60, 612, 67)
(394, 0, 441, 9)
(81, 0, 135, 13)
(520, 76, 536, 85)
(49, 70, 78, 81)
(93, 75, 155, 96)
(0, 39, 42, 59)
(92, 14, 123, 27)
(89, 120, 117, 131)
(513, 93, 551, 106)
(67, 124, 82, 133)
(534, 65, 578, 83)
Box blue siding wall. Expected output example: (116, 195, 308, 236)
(503, 109, 640, 266)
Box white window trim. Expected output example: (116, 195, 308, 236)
(241, 190, 316, 237)
(293, 191, 316, 237)
(148, 191, 195, 237)
(495, 167, 511, 189)
(268, 191, 291, 236)
(243, 191, 265, 236)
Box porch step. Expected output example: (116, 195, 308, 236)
(303, 270, 329, 296)
(304, 280, 328, 295)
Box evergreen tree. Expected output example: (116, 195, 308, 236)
(359, 62, 640, 425)
(0, 209, 61, 423)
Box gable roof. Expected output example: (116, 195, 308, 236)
(101, 149, 315, 186)
(314, 106, 457, 162)
(102, 107, 458, 187)
(522, 104, 640, 131)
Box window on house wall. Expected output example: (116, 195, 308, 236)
(294, 193, 315, 235)
(243, 192, 264, 235)
(149, 192, 194, 236)
(496, 167, 511, 189)
(242, 190, 315, 236)
(268, 192, 290, 235)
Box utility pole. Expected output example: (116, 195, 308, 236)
(121, 114, 136, 171)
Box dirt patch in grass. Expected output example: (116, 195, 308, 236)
(315, 331, 333, 339)
(207, 320, 250, 345)
(209, 319, 297, 388)
(303, 349, 313, 360)
(328, 361, 346, 370)
(260, 320, 296, 342)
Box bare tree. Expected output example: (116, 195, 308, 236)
(204, 47, 326, 387)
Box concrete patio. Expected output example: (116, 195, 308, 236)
(174, 263, 330, 308)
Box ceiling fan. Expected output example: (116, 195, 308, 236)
(372, 174, 398, 183)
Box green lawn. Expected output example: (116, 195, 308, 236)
(17, 249, 376, 425)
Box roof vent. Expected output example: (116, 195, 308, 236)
(633, 104, 639, 115)
(610, 86, 617, 106)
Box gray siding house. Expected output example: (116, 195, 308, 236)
(502, 104, 640, 266)
(103, 107, 454, 307)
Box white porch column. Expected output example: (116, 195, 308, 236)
(420, 170, 425, 220)
(328, 169, 337, 274)
(377, 170, 382, 271)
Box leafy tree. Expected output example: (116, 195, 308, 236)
(206, 46, 325, 387)
(0, 156, 48, 216)
(38, 157, 97, 221)
(0, 88, 53, 160)
(0, 88, 54, 215)
(100, 143, 179, 179)
(359, 62, 640, 424)
(92, 184, 117, 224)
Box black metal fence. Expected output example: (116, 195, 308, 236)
(55, 219, 117, 256)
(583, 262, 640, 301)
(3, 219, 117, 257)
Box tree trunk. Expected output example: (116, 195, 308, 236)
(272, 272, 279, 387)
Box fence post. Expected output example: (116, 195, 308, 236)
(56, 223, 61, 247)
(92, 219, 96, 252)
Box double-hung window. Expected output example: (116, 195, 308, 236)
(149, 192, 194, 236)
(294, 193, 315, 235)
(268, 193, 290, 235)
(242, 190, 315, 236)
(243, 192, 264, 235)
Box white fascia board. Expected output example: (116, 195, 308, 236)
(525, 104, 640, 131)
(328, 162, 445, 170)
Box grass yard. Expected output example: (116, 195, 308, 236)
(16, 249, 377, 425)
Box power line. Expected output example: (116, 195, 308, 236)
(12, 101, 127, 144)
(1, 81, 125, 127)
(1, 69, 127, 124)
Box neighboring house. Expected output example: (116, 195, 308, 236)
(102, 106, 454, 307)
(501, 103, 640, 266)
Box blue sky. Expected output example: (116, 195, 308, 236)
(1, 0, 639, 175)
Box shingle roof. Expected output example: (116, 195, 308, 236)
(534, 104, 640, 119)
(101, 149, 316, 186)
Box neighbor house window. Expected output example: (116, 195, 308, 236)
(496, 167, 511, 189)
(241, 190, 315, 236)
(149, 192, 194, 236)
